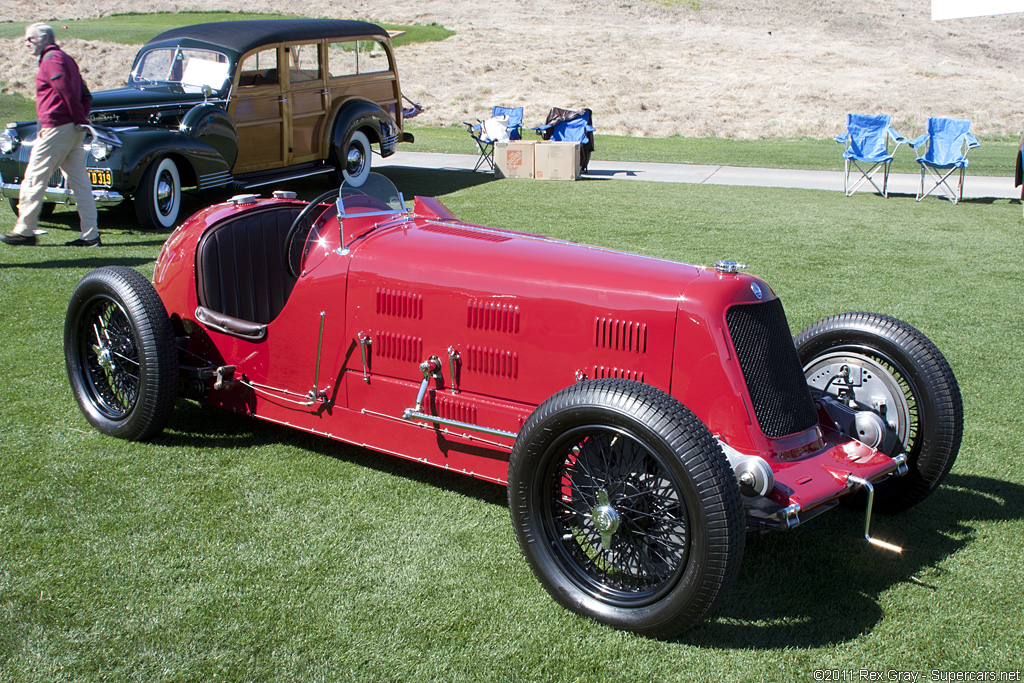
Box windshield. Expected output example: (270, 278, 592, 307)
(337, 173, 406, 218)
(300, 174, 407, 268)
(130, 48, 231, 93)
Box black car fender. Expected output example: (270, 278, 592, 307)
(180, 103, 239, 170)
(329, 99, 400, 159)
(116, 128, 234, 196)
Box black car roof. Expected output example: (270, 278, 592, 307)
(146, 19, 390, 57)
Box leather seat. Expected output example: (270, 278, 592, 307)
(196, 205, 304, 325)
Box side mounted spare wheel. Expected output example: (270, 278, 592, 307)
(64, 266, 179, 440)
(794, 312, 963, 513)
(507, 378, 745, 638)
(135, 156, 182, 230)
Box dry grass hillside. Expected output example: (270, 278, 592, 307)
(3, 0, 1023, 139)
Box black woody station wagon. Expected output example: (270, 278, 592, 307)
(0, 19, 414, 229)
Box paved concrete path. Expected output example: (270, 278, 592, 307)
(376, 151, 1019, 200)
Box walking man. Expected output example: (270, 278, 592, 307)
(1, 23, 100, 247)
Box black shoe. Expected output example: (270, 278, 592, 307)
(0, 232, 37, 246)
(65, 237, 101, 247)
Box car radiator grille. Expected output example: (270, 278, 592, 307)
(725, 298, 819, 439)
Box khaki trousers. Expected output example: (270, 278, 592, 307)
(12, 123, 99, 241)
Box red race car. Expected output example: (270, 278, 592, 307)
(64, 174, 962, 637)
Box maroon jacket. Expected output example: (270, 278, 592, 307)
(36, 44, 91, 128)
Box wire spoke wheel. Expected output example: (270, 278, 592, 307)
(78, 295, 142, 419)
(544, 427, 690, 605)
(508, 379, 744, 638)
(64, 267, 178, 441)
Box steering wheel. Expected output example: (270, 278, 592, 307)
(284, 188, 340, 279)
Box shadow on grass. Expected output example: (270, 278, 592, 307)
(227, 166, 495, 203)
(684, 472, 1024, 648)
(158, 400, 1022, 648)
(160, 399, 508, 506)
(0, 256, 156, 269)
(376, 166, 496, 197)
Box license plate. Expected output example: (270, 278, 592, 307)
(88, 168, 112, 186)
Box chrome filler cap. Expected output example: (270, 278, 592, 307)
(714, 260, 747, 274)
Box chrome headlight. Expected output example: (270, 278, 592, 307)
(89, 139, 114, 161)
(0, 128, 19, 154)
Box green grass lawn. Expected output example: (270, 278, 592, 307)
(1, 167, 1022, 681)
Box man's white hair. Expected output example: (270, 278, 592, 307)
(25, 23, 55, 44)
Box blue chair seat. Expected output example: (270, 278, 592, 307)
(911, 117, 979, 203)
(462, 105, 524, 173)
(532, 107, 595, 173)
(835, 113, 907, 197)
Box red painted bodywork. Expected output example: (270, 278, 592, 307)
(153, 194, 900, 519)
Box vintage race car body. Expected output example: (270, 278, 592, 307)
(155, 189, 894, 514)
(64, 175, 962, 637)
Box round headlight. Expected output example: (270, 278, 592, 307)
(89, 139, 113, 161)
(0, 128, 19, 154)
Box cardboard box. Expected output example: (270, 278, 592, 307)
(494, 141, 536, 179)
(534, 142, 581, 181)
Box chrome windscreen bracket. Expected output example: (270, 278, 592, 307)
(447, 346, 461, 393)
(358, 332, 372, 383)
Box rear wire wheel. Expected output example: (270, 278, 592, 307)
(64, 266, 178, 440)
(508, 379, 744, 638)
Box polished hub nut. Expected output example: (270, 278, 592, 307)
(93, 343, 113, 370)
(592, 489, 621, 549)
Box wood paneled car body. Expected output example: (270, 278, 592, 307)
(63, 175, 963, 637)
(1, 19, 413, 230)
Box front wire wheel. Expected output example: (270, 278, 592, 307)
(64, 267, 178, 440)
(544, 426, 692, 606)
(794, 312, 963, 512)
(509, 379, 744, 638)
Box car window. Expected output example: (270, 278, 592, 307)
(287, 43, 321, 84)
(327, 42, 358, 78)
(238, 48, 279, 87)
(327, 40, 391, 78)
(131, 48, 229, 90)
(357, 40, 391, 74)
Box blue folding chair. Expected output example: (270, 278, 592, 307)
(462, 106, 524, 172)
(491, 106, 523, 140)
(834, 114, 907, 197)
(910, 117, 979, 204)
(533, 107, 595, 173)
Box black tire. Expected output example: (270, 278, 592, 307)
(8, 197, 56, 219)
(64, 266, 178, 440)
(134, 157, 182, 230)
(794, 312, 962, 513)
(508, 379, 745, 638)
